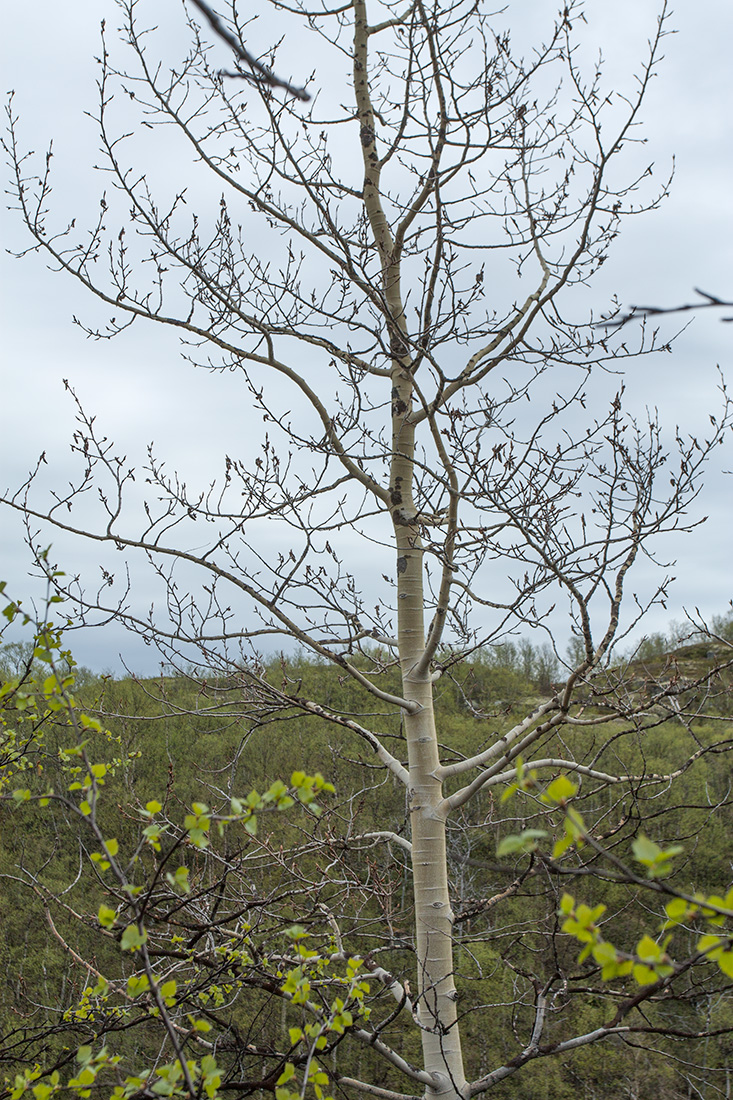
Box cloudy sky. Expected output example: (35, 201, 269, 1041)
(1, 0, 732, 672)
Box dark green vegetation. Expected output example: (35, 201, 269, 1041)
(2, 602, 733, 1100)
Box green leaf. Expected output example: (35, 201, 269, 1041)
(592, 942, 617, 967)
(664, 897, 689, 925)
(277, 1064, 296, 1086)
(284, 925, 308, 941)
(496, 829, 547, 857)
(636, 934, 663, 964)
(127, 974, 150, 996)
(165, 866, 190, 894)
(120, 925, 148, 952)
(551, 830, 575, 860)
(98, 904, 117, 929)
(559, 893, 575, 915)
(717, 951, 733, 979)
(701, 894, 729, 925)
(631, 835, 663, 864)
(632, 835, 683, 878)
(698, 933, 723, 960)
(543, 775, 578, 804)
(633, 963, 658, 986)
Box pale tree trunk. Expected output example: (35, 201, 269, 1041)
(391, 364, 467, 1098)
(401, 644, 467, 1100)
(353, 1, 467, 1090)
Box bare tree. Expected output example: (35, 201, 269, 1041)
(3, 0, 733, 1098)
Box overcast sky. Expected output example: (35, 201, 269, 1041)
(1, 0, 732, 673)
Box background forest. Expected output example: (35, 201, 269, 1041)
(2, 605, 733, 1100)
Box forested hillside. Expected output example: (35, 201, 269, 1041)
(3, 612, 733, 1100)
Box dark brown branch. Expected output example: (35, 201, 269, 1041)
(187, 0, 310, 100)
